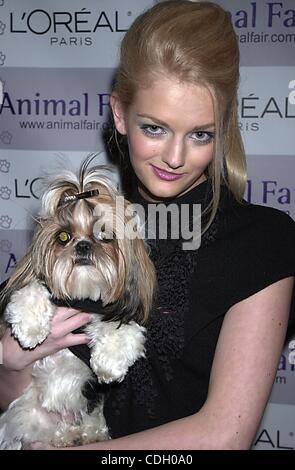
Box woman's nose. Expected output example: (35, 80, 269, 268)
(162, 137, 185, 169)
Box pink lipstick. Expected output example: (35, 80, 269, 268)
(151, 165, 184, 181)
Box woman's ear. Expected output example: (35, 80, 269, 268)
(110, 94, 127, 135)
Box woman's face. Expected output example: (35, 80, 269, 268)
(111, 76, 215, 201)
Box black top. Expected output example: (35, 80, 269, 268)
(101, 179, 295, 438)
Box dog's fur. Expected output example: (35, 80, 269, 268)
(0, 160, 156, 449)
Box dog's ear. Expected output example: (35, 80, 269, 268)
(120, 202, 156, 325)
(126, 237, 156, 325)
(102, 238, 156, 326)
(100, 201, 156, 326)
(111, 231, 156, 326)
(0, 250, 35, 311)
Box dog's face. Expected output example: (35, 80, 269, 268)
(35, 190, 119, 303)
(20, 164, 156, 324)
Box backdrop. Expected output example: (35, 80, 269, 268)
(0, 0, 294, 450)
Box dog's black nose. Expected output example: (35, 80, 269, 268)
(75, 240, 92, 256)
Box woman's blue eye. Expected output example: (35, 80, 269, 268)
(140, 124, 165, 136)
(191, 131, 214, 144)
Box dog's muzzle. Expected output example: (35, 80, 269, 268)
(74, 240, 93, 265)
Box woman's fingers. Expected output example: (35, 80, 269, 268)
(51, 307, 85, 322)
(1, 307, 92, 369)
(64, 333, 90, 348)
(50, 309, 91, 339)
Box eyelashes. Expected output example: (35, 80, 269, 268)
(191, 130, 215, 144)
(140, 124, 165, 137)
(139, 124, 215, 145)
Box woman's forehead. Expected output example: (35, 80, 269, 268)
(129, 77, 215, 128)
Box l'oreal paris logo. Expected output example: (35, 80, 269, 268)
(9, 8, 132, 34)
(254, 429, 294, 449)
(7, 4, 295, 34)
(227, 1, 295, 29)
(239, 83, 295, 120)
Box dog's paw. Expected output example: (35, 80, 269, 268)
(51, 425, 85, 448)
(90, 321, 146, 383)
(5, 281, 55, 348)
(90, 356, 125, 384)
(52, 422, 109, 447)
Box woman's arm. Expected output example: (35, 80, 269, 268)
(41, 275, 293, 450)
(0, 308, 91, 411)
(200, 275, 294, 449)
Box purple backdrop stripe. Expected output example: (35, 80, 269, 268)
(0, 68, 114, 151)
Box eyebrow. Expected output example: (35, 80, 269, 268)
(137, 113, 215, 130)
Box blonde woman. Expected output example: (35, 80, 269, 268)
(1, 1, 294, 450)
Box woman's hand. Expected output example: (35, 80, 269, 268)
(2, 307, 91, 371)
(0, 307, 92, 410)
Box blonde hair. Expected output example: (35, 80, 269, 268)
(112, 0, 247, 231)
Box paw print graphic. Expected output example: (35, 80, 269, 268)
(0, 52, 6, 65)
(0, 239, 11, 252)
(0, 21, 5, 35)
(0, 159, 10, 173)
(0, 131, 12, 144)
(0, 215, 12, 229)
(0, 186, 11, 200)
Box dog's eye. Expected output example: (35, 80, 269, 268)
(57, 231, 71, 245)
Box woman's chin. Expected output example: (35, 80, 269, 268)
(139, 185, 180, 202)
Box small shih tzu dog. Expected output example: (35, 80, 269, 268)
(0, 159, 156, 450)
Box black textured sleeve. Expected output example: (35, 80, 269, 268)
(188, 202, 295, 338)
(225, 205, 295, 308)
(221, 205, 295, 338)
